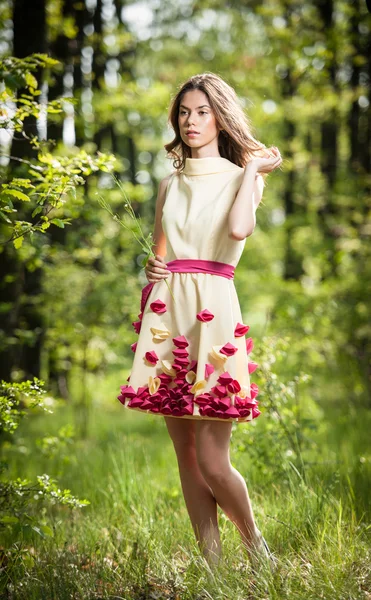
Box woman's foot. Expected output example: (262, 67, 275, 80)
(249, 529, 278, 573)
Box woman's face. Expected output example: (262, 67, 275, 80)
(178, 89, 220, 152)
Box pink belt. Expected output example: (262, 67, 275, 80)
(140, 258, 235, 313)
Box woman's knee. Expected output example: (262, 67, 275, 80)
(196, 456, 231, 487)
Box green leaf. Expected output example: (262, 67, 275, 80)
(32, 206, 43, 218)
(50, 218, 65, 228)
(13, 236, 24, 249)
(2, 189, 30, 202)
(0, 211, 11, 224)
(0, 515, 19, 524)
(25, 72, 38, 89)
(40, 524, 54, 537)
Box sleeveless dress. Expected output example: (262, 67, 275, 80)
(117, 156, 261, 423)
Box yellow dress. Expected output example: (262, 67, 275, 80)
(118, 156, 261, 422)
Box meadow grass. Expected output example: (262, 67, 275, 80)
(2, 390, 371, 599)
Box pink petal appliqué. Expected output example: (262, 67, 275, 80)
(245, 338, 254, 354)
(131, 342, 137, 353)
(150, 298, 167, 314)
(220, 342, 238, 357)
(248, 361, 258, 374)
(234, 322, 250, 337)
(204, 363, 215, 379)
(217, 372, 233, 385)
(145, 350, 159, 365)
(227, 380, 241, 394)
(132, 320, 142, 334)
(173, 335, 189, 349)
(196, 309, 215, 322)
(250, 383, 259, 399)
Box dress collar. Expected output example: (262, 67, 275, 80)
(182, 156, 242, 176)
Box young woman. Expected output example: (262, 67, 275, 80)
(118, 72, 282, 569)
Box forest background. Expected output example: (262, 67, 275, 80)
(0, 0, 370, 598)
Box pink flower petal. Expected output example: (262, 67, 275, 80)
(172, 348, 189, 358)
(131, 341, 137, 353)
(158, 373, 173, 384)
(245, 338, 254, 354)
(252, 406, 261, 419)
(173, 335, 189, 348)
(212, 384, 228, 398)
(132, 320, 142, 334)
(227, 380, 241, 394)
(196, 308, 215, 322)
(234, 322, 250, 337)
(204, 363, 215, 379)
(150, 298, 167, 314)
(224, 406, 241, 418)
(189, 359, 198, 371)
(248, 361, 258, 374)
(128, 397, 145, 408)
(250, 383, 259, 399)
(119, 385, 136, 398)
(145, 350, 159, 365)
(217, 372, 233, 385)
(220, 342, 238, 357)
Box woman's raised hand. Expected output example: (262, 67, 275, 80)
(145, 254, 171, 283)
(248, 147, 283, 175)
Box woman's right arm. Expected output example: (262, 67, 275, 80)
(144, 175, 172, 283)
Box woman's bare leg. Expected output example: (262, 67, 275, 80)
(195, 420, 260, 559)
(164, 416, 221, 566)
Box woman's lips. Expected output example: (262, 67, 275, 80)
(186, 132, 199, 138)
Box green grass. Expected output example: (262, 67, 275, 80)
(2, 395, 371, 599)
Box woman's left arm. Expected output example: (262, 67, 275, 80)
(228, 163, 263, 240)
(228, 147, 282, 240)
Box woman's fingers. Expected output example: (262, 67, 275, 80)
(145, 254, 171, 282)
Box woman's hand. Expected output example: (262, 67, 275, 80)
(246, 147, 283, 175)
(145, 254, 171, 283)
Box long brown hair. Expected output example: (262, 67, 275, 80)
(164, 72, 272, 178)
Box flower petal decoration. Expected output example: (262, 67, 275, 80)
(217, 372, 233, 385)
(250, 383, 259, 399)
(234, 322, 250, 337)
(172, 348, 189, 358)
(245, 338, 254, 354)
(145, 350, 159, 365)
(220, 342, 238, 357)
(190, 379, 207, 396)
(204, 363, 215, 379)
(252, 406, 261, 418)
(189, 359, 198, 371)
(185, 370, 196, 384)
(132, 320, 142, 334)
(150, 323, 171, 341)
(227, 379, 241, 394)
(148, 375, 161, 395)
(210, 345, 228, 363)
(161, 360, 176, 376)
(131, 341, 137, 353)
(196, 309, 214, 322)
(248, 361, 258, 374)
(150, 298, 167, 314)
(173, 335, 189, 349)
(211, 384, 228, 398)
(117, 385, 136, 405)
